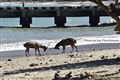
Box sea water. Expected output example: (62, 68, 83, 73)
(1, 26, 120, 52)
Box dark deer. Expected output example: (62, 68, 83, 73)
(23, 41, 47, 57)
(54, 38, 78, 53)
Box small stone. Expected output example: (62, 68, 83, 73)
(49, 59, 53, 62)
(105, 56, 108, 58)
(45, 62, 48, 65)
(101, 56, 105, 59)
(118, 69, 120, 72)
(64, 61, 68, 63)
(25, 73, 30, 76)
(7, 59, 12, 61)
(69, 54, 74, 58)
(90, 55, 93, 57)
(113, 54, 116, 57)
(57, 70, 60, 73)
(76, 54, 78, 56)
(40, 63, 43, 65)
(30, 63, 38, 67)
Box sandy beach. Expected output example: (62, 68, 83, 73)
(0, 1, 120, 79)
(0, 46, 120, 80)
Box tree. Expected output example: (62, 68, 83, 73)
(86, 0, 120, 31)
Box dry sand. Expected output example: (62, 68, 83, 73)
(0, 48, 120, 80)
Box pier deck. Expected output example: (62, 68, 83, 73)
(0, 5, 120, 27)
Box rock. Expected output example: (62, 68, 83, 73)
(101, 56, 108, 59)
(40, 63, 43, 65)
(118, 69, 120, 72)
(57, 70, 60, 73)
(0, 66, 2, 68)
(49, 59, 53, 62)
(30, 63, 38, 67)
(101, 56, 105, 59)
(90, 55, 93, 58)
(105, 56, 108, 59)
(64, 61, 68, 63)
(113, 54, 116, 57)
(25, 73, 30, 76)
(76, 54, 78, 56)
(7, 59, 12, 61)
(69, 54, 74, 58)
(45, 62, 49, 65)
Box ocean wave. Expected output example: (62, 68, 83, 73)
(0, 35, 120, 52)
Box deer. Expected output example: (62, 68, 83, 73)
(23, 41, 47, 57)
(54, 38, 78, 53)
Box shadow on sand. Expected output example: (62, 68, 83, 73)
(3, 57, 120, 76)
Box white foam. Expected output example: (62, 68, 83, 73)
(0, 35, 120, 52)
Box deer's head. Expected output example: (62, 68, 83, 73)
(54, 44, 60, 50)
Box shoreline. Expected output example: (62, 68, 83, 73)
(1, 43, 120, 60)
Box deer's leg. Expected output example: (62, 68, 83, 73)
(38, 48, 41, 56)
(35, 48, 37, 56)
(74, 45, 78, 52)
(25, 48, 29, 57)
(28, 48, 30, 56)
(25, 48, 28, 57)
(62, 46, 65, 53)
(71, 45, 74, 53)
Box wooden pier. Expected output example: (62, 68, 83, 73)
(0, 5, 120, 28)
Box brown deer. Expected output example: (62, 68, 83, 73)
(23, 41, 47, 57)
(54, 38, 78, 53)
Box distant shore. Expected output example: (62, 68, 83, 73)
(0, 1, 114, 5)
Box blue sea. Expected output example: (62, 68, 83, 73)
(0, 2, 120, 57)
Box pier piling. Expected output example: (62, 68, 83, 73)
(20, 17, 32, 28)
(54, 16, 66, 27)
(89, 15, 100, 26)
(89, 10, 100, 27)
